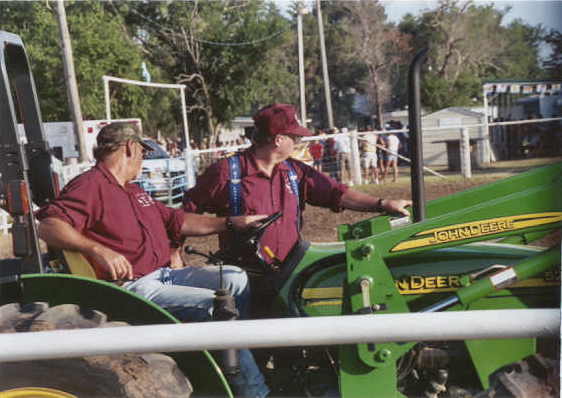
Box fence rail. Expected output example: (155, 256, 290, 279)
(0, 309, 558, 362)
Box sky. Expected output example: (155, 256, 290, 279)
(273, 0, 561, 58)
(273, 1, 562, 32)
(380, 0, 562, 32)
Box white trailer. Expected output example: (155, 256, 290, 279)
(18, 118, 142, 162)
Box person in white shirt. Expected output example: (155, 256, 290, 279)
(334, 127, 352, 184)
(381, 132, 401, 182)
(361, 131, 381, 184)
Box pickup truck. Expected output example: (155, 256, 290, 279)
(134, 139, 188, 205)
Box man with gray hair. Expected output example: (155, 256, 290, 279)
(36, 122, 270, 397)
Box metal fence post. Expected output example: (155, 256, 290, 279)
(460, 128, 472, 178)
(350, 130, 362, 186)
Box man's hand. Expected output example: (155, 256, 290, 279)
(37, 217, 134, 281)
(380, 199, 412, 217)
(341, 189, 412, 217)
(229, 214, 268, 232)
(90, 245, 134, 281)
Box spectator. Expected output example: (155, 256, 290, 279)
(176, 137, 185, 153)
(309, 136, 324, 172)
(334, 127, 353, 185)
(322, 129, 339, 180)
(377, 131, 387, 178)
(165, 137, 178, 157)
(198, 137, 212, 175)
(361, 131, 380, 184)
(381, 131, 401, 182)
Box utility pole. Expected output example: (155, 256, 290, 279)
(316, 0, 334, 129)
(297, 6, 308, 127)
(56, 0, 87, 162)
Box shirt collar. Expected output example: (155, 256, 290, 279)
(243, 148, 291, 177)
(95, 161, 124, 187)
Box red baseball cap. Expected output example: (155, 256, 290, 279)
(253, 103, 313, 138)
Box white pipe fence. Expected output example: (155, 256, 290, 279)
(0, 309, 558, 362)
(38, 117, 562, 202)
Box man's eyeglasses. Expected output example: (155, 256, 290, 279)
(135, 141, 149, 158)
(284, 134, 302, 144)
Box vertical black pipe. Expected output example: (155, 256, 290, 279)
(408, 48, 429, 222)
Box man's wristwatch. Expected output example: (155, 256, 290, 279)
(225, 216, 235, 231)
(377, 198, 386, 212)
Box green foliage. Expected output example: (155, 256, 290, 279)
(0, 1, 165, 127)
(119, 1, 296, 142)
(0, 2, 65, 120)
(0, 0, 552, 138)
(399, 1, 546, 111)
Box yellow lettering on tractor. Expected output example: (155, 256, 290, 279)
(300, 271, 558, 306)
(395, 273, 558, 295)
(391, 213, 562, 253)
(394, 275, 461, 294)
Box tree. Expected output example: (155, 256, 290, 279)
(0, 1, 162, 126)
(328, 1, 412, 129)
(543, 29, 562, 79)
(1, 0, 551, 138)
(0, 2, 67, 121)
(398, 0, 546, 111)
(119, 0, 295, 145)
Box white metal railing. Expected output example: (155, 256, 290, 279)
(56, 116, 562, 198)
(0, 309, 558, 362)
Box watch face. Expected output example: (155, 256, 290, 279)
(226, 217, 235, 231)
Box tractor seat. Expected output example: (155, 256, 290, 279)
(61, 250, 97, 279)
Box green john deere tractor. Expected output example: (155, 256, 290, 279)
(0, 32, 559, 397)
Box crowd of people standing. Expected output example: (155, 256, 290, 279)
(162, 121, 409, 184)
(306, 121, 407, 185)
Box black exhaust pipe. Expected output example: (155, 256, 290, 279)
(407, 48, 429, 222)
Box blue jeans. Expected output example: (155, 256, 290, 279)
(124, 266, 269, 397)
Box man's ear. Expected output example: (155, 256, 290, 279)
(273, 134, 283, 147)
(125, 140, 135, 157)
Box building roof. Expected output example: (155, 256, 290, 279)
(424, 107, 484, 119)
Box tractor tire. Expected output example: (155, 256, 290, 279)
(0, 302, 193, 397)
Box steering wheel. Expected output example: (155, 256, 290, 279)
(214, 211, 283, 261)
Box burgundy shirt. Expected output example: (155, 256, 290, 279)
(36, 163, 186, 279)
(183, 149, 348, 262)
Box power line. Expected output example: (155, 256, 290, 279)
(127, 6, 293, 47)
(193, 25, 293, 47)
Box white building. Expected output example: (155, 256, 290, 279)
(421, 107, 485, 169)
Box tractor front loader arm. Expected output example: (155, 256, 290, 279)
(338, 162, 561, 397)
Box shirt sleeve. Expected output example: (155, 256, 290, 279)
(35, 174, 102, 232)
(295, 160, 348, 212)
(154, 199, 186, 248)
(183, 159, 230, 215)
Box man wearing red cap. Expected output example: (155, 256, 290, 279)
(182, 103, 411, 271)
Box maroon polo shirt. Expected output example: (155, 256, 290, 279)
(183, 149, 348, 263)
(36, 162, 186, 280)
